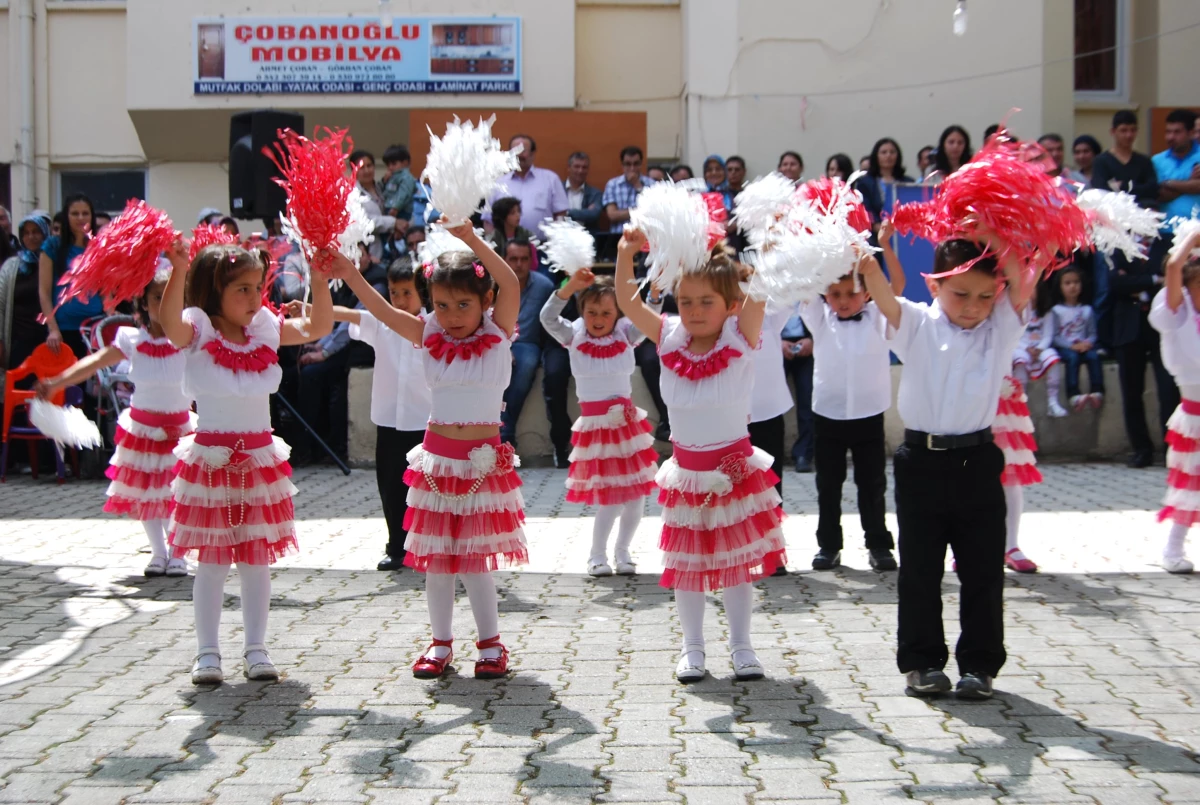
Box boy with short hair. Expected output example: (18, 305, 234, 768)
(381, 144, 418, 222)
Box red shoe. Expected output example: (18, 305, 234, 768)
(474, 635, 509, 679)
(1004, 548, 1038, 574)
(412, 638, 454, 678)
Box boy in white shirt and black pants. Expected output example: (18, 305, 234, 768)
(749, 309, 798, 574)
(862, 237, 1033, 700)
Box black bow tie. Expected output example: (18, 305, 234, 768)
(837, 312, 865, 322)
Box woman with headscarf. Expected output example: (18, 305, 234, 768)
(0, 213, 51, 375)
(702, 155, 733, 211)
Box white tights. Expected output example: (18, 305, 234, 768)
(1013, 364, 1061, 407)
(193, 562, 271, 662)
(675, 583, 756, 666)
(1004, 485, 1024, 555)
(424, 572, 502, 660)
(143, 519, 168, 559)
(1165, 522, 1190, 559)
(589, 499, 643, 565)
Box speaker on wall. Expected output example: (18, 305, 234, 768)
(229, 110, 305, 222)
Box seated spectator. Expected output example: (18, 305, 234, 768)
(670, 164, 694, 182)
(648, 165, 669, 183)
(564, 151, 603, 234)
(488, 197, 536, 266)
(350, 149, 397, 262)
(381, 143, 417, 221)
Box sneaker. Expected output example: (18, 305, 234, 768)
(905, 668, 951, 697)
(614, 560, 637, 575)
(1069, 394, 1088, 412)
(1163, 555, 1195, 574)
(588, 561, 613, 577)
(868, 549, 898, 571)
(675, 646, 706, 683)
(165, 557, 189, 577)
(1088, 392, 1104, 409)
(1047, 399, 1069, 418)
(955, 672, 994, 700)
(811, 550, 841, 571)
(191, 650, 223, 685)
(654, 421, 672, 442)
(1004, 548, 1038, 573)
(144, 556, 168, 577)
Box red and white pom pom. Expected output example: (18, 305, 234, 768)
(189, 224, 240, 262)
(57, 200, 176, 311)
(1171, 217, 1200, 262)
(629, 181, 709, 292)
(420, 116, 520, 226)
(334, 187, 376, 265)
(1075, 188, 1164, 261)
(266, 127, 356, 264)
(416, 225, 479, 274)
(540, 218, 595, 276)
(30, 398, 102, 450)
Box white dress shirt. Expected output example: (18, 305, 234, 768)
(349, 310, 432, 432)
(891, 294, 1026, 435)
(799, 300, 893, 420)
(750, 310, 795, 423)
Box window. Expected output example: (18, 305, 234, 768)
(58, 169, 146, 216)
(1075, 0, 1126, 99)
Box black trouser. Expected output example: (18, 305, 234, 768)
(748, 414, 785, 497)
(298, 349, 351, 459)
(895, 440, 1007, 678)
(634, 339, 669, 426)
(1116, 331, 1179, 457)
(787, 356, 815, 463)
(542, 340, 573, 457)
(814, 413, 893, 553)
(376, 426, 425, 558)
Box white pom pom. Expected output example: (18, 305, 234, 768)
(540, 219, 595, 276)
(732, 172, 796, 247)
(629, 182, 709, 292)
(1171, 217, 1200, 262)
(468, 443, 498, 475)
(417, 225, 485, 270)
(421, 116, 520, 226)
(1076, 188, 1164, 260)
(30, 399, 102, 450)
(336, 188, 376, 265)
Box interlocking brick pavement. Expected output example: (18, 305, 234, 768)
(0, 461, 1198, 804)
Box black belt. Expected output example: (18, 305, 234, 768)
(904, 427, 993, 451)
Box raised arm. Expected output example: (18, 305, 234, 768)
(539, 267, 592, 347)
(281, 256, 333, 347)
(446, 221, 520, 337)
(1164, 229, 1200, 313)
(329, 252, 423, 345)
(160, 238, 195, 349)
(36, 345, 124, 398)
(878, 220, 906, 296)
(860, 252, 901, 329)
(614, 228, 663, 344)
(284, 301, 363, 325)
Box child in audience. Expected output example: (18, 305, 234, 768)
(1051, 265, 1104, 411)
(1012, 280, 1067, 417)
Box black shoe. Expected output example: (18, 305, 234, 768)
(377, 555, 405, 571)
(868, 549, 898, 571)
(1127, 451, 1153, 468)
(654, 421, 671, 442)
(795, 457, 813, 473)
(771, 564, 789, 577)
(554, 449, 571, 469)
(955, 672, 994, 700)
(905, 668, 952, 697)
(811, 550, 841, 571)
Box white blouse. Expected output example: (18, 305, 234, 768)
(539, 294, 644, 402)
(422, 312, 513, 427)
(181, 307, 282, 433)
(113, 326, 192, 414)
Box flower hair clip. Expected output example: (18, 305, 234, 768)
(474, 262, 486, 278)
(423, 262, 435, 278)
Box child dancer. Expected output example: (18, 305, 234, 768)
(1149, 227, 1200, 574)
(801, 220, 905, 573)
(1012, 282, 1067, 417)
(38, 267, 195, 577)
(1051, 265, 1104, 412)
(539, 269, 658, 577)
(160, 241, 334, 685)
(994, 376, 1041, 573)
(335, 222, 527, 679)
(615, 229, 785, 683)
(863, 237, 1034, 700)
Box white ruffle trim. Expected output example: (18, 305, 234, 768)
(406, 444, 521, 480)
(1000, 448, 1036, 466)
(662, 532, 787, 571)
(993, 413, 1034, 435)
(404, 531, 527, 557)
(569, 433, 657, 462)
(105, 481, 173, 502)
(1162, 488, 1200, 510)
(406, 486, 525, 517)
(172, 476, 299, 507)
(109, 447, 177, 473)
(565, 467, 657, 493)
(174, 434, 291, 469)
(654, 446, 774, 496)
(117, 409, 197, 441)
(1167, 406, 1200, 439)
(660, 488, 782, 529)
(169, 524, 294, 545)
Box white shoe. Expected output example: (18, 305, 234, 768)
(675, 645, 706, 683)
(614, 559, 637, 575)
(144, 556, 168, 577)
(730, 644, 765, 681)
(243, 645, 280, 681)
(587, 561, 613, 577)
(165, 557, 189, 577)
(191, 650, 223, 685)
(1163, 555, 1194, 574)
(1048, 399, 1069, 418)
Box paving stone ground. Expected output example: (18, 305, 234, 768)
(0, 461, 1199, 804)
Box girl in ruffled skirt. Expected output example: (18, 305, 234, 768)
(540, 269, 658, 576)
(994, 376, 1041, 573)
(615, 229, 785, 683)
(159, 240, 334, 684)
(335, 222, 527, 679)
(38, 267, 195, 577)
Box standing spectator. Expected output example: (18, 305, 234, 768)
(563, 151, 603, 234)
(483, 134, 568, 240)
(703, 155, 733, 211)
(916, 146, 936, 178)
(488, 197, 535, 263)
(648, 165, 669, 183)
(930, 125, 973, 181)
(782, 312, 814, 473)
(38, 193, 100, 359)
(1154, 109, 1200, 227)
(0, 213, 50, 374)
(405, 226, 426, 255)
(778, 151, 804, 183)
(1073, 135, 1102, 184)
(725, 156, 747, 195)
(670, 164, 694, 182)
(858, 138, 914, 226)
(826, 153, 853, 180)
(0, 206, 16, 255)
(197, 207, 224, 227)
(381, 144, 418, 223)
(858, 156, 871, 173)
(350, 150, 397, 262)
(1038, 133, 1086, 184)
(602, 146, 655, 234)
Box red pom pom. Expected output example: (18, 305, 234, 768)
(701, 192, 729, 250)
(265, 127, 357, 262)
(890, 138, 1090, 277)
(57, 200, 175, 312)
(189, 224, 239, 262)
(797, 178, 873, 234)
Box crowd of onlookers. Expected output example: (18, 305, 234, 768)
(1, 106, 1198, 471)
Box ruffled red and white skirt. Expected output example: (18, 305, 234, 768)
(995, 376, 1042, 487)
(656, 437, 786, 592)
(104, 407, 196, 521)
(402, 431, 529, 574)
(566, 397, 659, 506)
(168, 430, 298, 565)
(1160, 399, 1200, 527)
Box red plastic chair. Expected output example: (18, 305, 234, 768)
(1, 344, 80, 483)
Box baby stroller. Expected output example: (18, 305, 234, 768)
(84, 314, 136, 448)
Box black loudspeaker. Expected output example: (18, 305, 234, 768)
(229, 110, 305, 222)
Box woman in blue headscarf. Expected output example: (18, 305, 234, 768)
(0, 212, 51, 373)
(702, 154, 733, 212)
